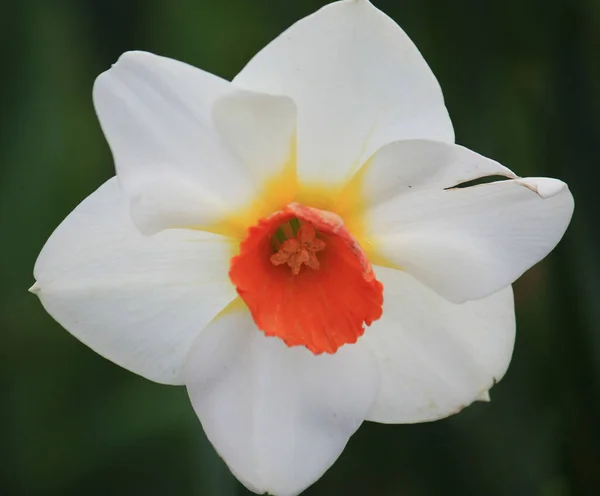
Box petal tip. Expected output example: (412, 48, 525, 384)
(475, 390, 491, 403)
(516, 177, 569, 199)
(114, 50, 154, 66)
(29, 282, 41, 295)
(97, 50, 157, 79)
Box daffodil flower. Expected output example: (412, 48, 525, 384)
(31, 1, 574, 494)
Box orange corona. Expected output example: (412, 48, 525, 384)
(229, 202, 384, 354)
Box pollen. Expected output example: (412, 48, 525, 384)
(270, 223, 326, 275)
(229, 203, 384, 355)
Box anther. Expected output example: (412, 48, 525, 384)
(270, 223, 326, 275)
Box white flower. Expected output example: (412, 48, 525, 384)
(30, 1, 574, 495)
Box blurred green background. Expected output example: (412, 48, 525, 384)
(1, 0, 599, 494)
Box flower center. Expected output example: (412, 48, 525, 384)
(270, 220, 326, 275)
(229, 203, 384, 354)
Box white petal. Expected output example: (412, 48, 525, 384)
(356, 141, 574, 302)
(364, 266, 515, 423)
(233, 0, 453, 188)
(343, 139, 516, 212)
(185, 305, 379, 496)
(33, 178, 237, 385)
(93, 51, 256, 234)
(212, 90, 297, 187)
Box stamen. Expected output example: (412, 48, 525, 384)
(270, 222, 326, 275)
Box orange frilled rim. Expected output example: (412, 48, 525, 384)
(229, 202, 384, 354)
